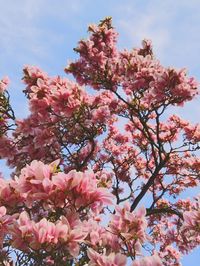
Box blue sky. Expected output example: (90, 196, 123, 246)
(0, 0, 199, 264)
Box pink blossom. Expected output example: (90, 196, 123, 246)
(132, 255, 163, 266)
(0, 17, 199, 265)
(0, 76, 9, 93)
(87, 248, 126, 266)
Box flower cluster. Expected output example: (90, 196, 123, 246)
(0, 17, 199, 265)
(109, 203, 147, 256)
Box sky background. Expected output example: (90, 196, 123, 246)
(0, 0, 200, 264)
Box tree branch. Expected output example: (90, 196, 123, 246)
(130, 154, 170, 212)
(146, 207, 183, 220)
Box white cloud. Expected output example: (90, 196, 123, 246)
(0, 0, 200, 119)
(0, 1, 42, 54)
(113, 2, 172, 55)
(0, 0, 85, 61)
(0, 0, 86, 117)
(114, 0, 200, 67)
(112, 0, 200, 124)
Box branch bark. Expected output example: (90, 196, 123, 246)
(130, 154, 169, 212)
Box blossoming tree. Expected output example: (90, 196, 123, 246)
(0, 18, 199, 266)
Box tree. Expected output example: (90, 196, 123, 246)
(0, 17, 199, 266)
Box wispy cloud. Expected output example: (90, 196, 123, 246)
(115, 3, 171, 58)
(0, 1, 43, 57)
(112, 0, 200, 124)
(0, 0, 85, 62)
(114, 0, 200, 70)
(0, 0, 86, 117)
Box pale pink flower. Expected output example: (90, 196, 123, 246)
(0, 76, 9, 93)
(87, 248, 126, 266)
(132, 254, 163, 266)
